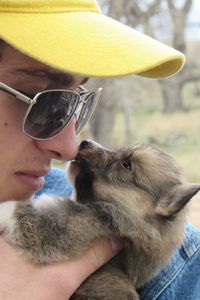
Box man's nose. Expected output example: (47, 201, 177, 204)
(34, 117, 79, 161)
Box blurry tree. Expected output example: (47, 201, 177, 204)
(89, 1, 136, 147)
(106, 0, 200, 112)
(158, 0, 200, 112)
(88, 0, 200, 145)
(89, 78, 120, 147)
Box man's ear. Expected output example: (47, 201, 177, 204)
(155, 183, 200, 217)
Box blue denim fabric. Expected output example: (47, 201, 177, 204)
(34, 167, 72, 199)
(36, 168, 200, 300)
(139, 224, 200, 299)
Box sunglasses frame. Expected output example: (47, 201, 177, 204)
(0, 81, 102, 140)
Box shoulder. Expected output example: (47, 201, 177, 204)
(34, 167, 72, 199)
(139, 224, 200, 300)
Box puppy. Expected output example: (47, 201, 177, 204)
(0, 140, 199, 300)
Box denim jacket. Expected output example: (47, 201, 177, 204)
(36, 168, 200, 300)
(139, 224, 200, 299)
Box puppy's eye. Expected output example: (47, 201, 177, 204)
(120, 160, 133, 171)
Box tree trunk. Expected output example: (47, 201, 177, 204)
(121, 96, 134, 145)
(159, 77, 184, 113)
(89, 79, 119, 148)
(90, 96, 116, 147)
(160, 0, 193, 112)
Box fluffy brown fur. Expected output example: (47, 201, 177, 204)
(0, 141, 199, 300)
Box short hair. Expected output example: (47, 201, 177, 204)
(0, 39, 7, 60)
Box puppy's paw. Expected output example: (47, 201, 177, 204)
(0, 201, 17, 233)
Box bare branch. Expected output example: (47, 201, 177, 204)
(128, 0, 161, 19)
(167, 0, 193, 18)
(146, 0, 162, 17)
(167, 0, 175, 11)
(183, 0, 193, 14)
(127, 0, 142, 17)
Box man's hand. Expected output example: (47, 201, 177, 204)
(0, 236, 123, 299)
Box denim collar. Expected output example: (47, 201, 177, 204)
(139, 224, 200, 300)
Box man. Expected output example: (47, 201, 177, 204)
(0, 1, 199, 299)
(0, 40, 124, 300)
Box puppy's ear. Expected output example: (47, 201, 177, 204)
(155, 184, 200, 217)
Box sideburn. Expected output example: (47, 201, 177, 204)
(0, 39, 8, 61)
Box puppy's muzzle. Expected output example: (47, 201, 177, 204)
(77, 140, 113, 169)
(79, 140, 93, 150)
(79, 140, 111, 152)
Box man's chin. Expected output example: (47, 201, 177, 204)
(0, 191, 33, 203)
(15, 192, 34, 203)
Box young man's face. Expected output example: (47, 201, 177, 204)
(0, 45, 86, 202)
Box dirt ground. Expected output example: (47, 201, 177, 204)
(187, 193, 200, 229)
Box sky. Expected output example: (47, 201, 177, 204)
(187, 0, 200, 39)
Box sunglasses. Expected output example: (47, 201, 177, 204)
(0, 81, 102, 140)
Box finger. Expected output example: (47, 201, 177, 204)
(50, 237, 124, 297)
(74, 237, 124, 275)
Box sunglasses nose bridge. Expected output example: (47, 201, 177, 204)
(78, 90, 89, 101)
(75, 91, 95, 114)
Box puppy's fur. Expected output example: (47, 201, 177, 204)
(0, 141, 200, 300)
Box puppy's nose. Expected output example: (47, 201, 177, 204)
(79, 140, 93, 150)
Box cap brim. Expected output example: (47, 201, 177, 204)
(0, 12, 185, 78)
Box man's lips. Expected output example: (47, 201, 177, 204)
(15, 169, 50, 191)
(17, 169, 50, 177)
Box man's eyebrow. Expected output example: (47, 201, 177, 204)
(17, 68, 74, 85)
(17, 68, 89, 86)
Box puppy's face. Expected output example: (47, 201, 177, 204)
(69, 140, 200, 220)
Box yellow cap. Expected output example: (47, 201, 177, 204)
(0, 0, 185, 78)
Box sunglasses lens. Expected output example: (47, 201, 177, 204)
(75, 91, 101, 134)
(24, 91, 79, 139)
